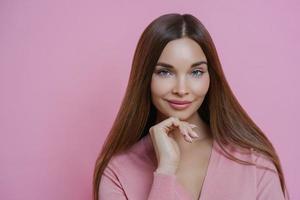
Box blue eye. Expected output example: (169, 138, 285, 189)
(192, 69, 203, 78)
(156, 70, 172, 77)
(155, 69, 203, 78)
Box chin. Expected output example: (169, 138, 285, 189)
(163, 110, 195, 121)
(177, 113, 194, 121)
(154, 100, 199, 121)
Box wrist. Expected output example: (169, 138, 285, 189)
(155, 166, 177, 175)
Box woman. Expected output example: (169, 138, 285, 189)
(93, 13, 289, 200)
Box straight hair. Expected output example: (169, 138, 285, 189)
(93, 13, 289, 200)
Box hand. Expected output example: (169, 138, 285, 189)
(149, 116, 199, 175)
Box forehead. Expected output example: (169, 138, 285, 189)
(157, 37, 207, 63)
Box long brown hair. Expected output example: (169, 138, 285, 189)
(93, 13, 289, 199)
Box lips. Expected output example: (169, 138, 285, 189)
(167, 100, 192, 104)
(166, 99, 192, 110)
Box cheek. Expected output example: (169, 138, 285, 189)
(150, 76, 173, 96)
(191, 76, 210, 96)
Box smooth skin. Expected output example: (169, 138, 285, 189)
(149, 37, 213, 199)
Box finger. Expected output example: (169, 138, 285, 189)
(184, 124, 199, 138)
(184, 134, 193, 143)
(163, 117, 193, 143)
(188, 124, 198, 129)
(172, 117, 181, 127)
(160, 117, 180, 132)
(179, 124, 193, 142)
(175, 123, 188, 141)
(180, 122, 198, 138)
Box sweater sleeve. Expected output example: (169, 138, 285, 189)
(99, 163, 191, 200)
(98, 162, 128, 200)
(147, 171, 179, 199)
(256, 155, 285, 200)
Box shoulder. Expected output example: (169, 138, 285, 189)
(216, 141, 277, 170)
(250, 150, 285, 199)
(213, 142, 285, 199)
(99, 136, 157, 199)
(251, 150, 280, 188)
(221, 142, 280, 184)
(213, 141, 279, 181)
(105, 135, 155, 175)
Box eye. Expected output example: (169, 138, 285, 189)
(191, 69, 203, 78)
(155, 69, 172, 77)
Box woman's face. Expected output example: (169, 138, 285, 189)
(151, 37, 210, 122)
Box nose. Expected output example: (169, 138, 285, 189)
(172, 76, 189, 96)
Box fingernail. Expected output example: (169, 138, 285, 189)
(189, 124, 198, 128)
(191, 131, 199, 137)
(184, 134, 192, 143)
(181, 128, 188, 136)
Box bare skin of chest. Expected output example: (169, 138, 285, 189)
(175, 148, 211, 200)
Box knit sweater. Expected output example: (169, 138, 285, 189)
(98, 134, 285, 200)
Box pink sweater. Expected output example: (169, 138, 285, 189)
(98, 134, 286, 200)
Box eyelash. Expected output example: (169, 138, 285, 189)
(155, 69, 204, 78)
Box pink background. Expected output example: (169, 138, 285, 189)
(0, 0, 299, 199)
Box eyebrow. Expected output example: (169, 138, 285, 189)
(155, 61, 208, 69)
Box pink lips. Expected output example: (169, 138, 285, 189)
(167, 99, 192, 110)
